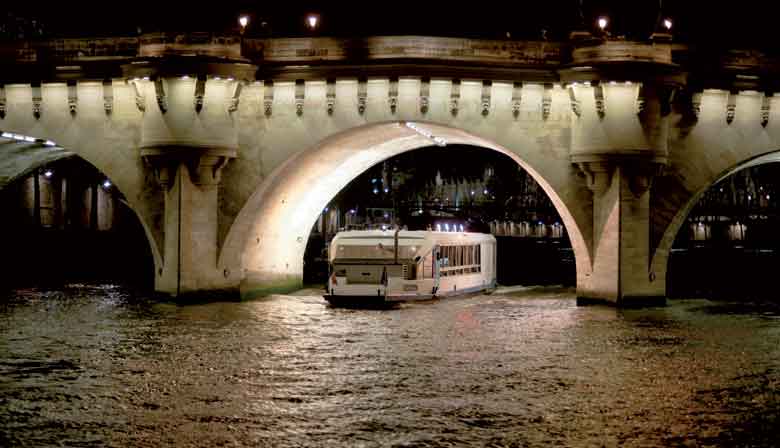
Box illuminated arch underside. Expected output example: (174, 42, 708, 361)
(220, 121, 590, 296)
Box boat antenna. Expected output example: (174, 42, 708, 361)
(394, 225, 400, 264)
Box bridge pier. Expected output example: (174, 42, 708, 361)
(144, 149, 238, 299)
(575, 158, 666, 307)
(561, 35, 684, 307)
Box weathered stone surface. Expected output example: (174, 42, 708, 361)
(2, 34, 779, 305)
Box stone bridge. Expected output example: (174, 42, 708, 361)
(2, 31, 779, 306)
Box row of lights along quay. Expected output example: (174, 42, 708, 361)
(3, 3, 780, 446)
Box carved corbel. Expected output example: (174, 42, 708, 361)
(576, 161, 614, 196)
(542, 83, 553, 120)
(228, 80, 243, 113)
(761, 93, 772, 127)
(512, 82, 522, 118)
(420, 77, 430, 114)
(102, 80, 113, 115)
(154, 78, 167, 114)
(0, 85, 6, 119)
(31, 84, 42, 119)
(594, 83, 605, 119)
(263, 80, 274, 116)
(481, 80, 492, 116)
(636, 83, 646, 115)
(326, 78, 336, 115)
(567, 85, 581, 117)
(726, 90, 736, 124)
(67, 81, 78, 116)
(130, 79, 145, 112)
(142, 155, 177, 190)
(388, 77, 398, 114)
(294, 79, 305, 116)
(691, 90, 702, 120)
(450, 79, 460, 116)
(193, 77, 206, 113)
(627, 162, 665, 197)
(357, 77, 367, 115)
(186, 155, 230, 186)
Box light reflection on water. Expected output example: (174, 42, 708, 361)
(1, 284, 779, 447)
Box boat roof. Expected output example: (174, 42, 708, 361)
(331, 230, 495, 244)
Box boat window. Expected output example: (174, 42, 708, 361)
(336, 244, 419, 260)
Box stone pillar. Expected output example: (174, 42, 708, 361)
(576, 159, 665, 306)
(144, 150, 233, 298)
(559, 37, 684, 307)
(121, 32, 256, 300)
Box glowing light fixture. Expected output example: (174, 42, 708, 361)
(103, 180, 112, 188)
(663, 18, 672, 30)
(306, 14, 319, 29)
(43, 170, 53, 178)
(239, 15, 249, 31)
(597, 17, 608, 31)
(44, 140, 56, 146)
(404, 122, 447, 146)
(1, 132, 13, 138)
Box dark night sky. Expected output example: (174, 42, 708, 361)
(3, 1, 779, 51)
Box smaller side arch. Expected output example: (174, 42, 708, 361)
(0, 132, 163, 278)
(651, 150, 780, 285)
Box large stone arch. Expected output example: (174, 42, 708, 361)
(0, 81, 163, 273)
(219, 121, 592, 297)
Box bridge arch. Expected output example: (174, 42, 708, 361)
(651, 149, 780, 289)
(0, 129, 162, 277)
(219, 121, 592, 297)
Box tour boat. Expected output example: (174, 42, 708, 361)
(324, 228, 496, 306)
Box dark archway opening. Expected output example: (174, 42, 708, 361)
(303, 145, 575, 288)
(0, 157, 154, 290)
(667, 163, 780, 301)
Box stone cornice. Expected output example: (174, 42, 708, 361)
(0, 34, 779, 91)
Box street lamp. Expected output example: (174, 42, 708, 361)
(306, 14, 319, 30)
(663, 18, 672, 30)
(239, 15, 249, 35)
(597, 16, 608, 32)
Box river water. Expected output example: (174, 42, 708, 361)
(1, 284, 779, 447)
